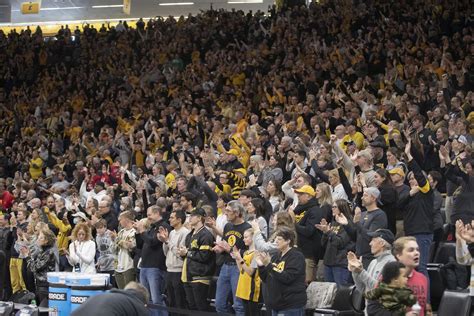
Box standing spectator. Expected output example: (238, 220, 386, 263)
(337, 187, 387, 268)
(114, 211, 137, 289)
(95, 220, 116, 285)
(389, 167, 410, 237)
(79, 176, 107, 205)
(440, 146, 474, 225)
(0, 212, 12, 300)
(328, 169, 348, 201)
(97, 200, 119, 231)
(293, 185, 326, 283)
(29, 150, 43, 180)
(374, 169, 398, 235)
(348, 229, 396, 312)
(43, 203, 71, 271)
(0, 180, 14, 210)
(256, 227, 307, 315)
(19, 228, 56, 307)
(454, 220, 474, 296)
(9, 209, 28, 295)
(428, 171, 445, 249)
(232, 228, 261, 316)
(180, 208, 216, 311)
(213, 201, 251, 316)
(66, 223, 96, 273)
(134, 205, 171, 316)
(158, 210, 190, 311)
(392, 237, 431, 316)
(315, 183, 333, 223)
(316, 199, 354, 286)
(247, 198, 268, 239)
(402, 140, 434, 278)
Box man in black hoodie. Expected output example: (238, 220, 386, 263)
(135, 205, 171, 316)
(293, 184, 326, 283)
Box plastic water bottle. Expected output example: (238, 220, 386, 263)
(411, 301, 421, 316)
(49, 306, 58, 316)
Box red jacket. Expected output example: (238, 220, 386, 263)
(0, 191, 14, 210)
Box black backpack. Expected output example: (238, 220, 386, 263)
(9, 290, 35, 305)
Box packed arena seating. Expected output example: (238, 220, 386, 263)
(0, 0, 473, 315)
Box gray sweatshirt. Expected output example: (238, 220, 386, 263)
(352, 250, 395, 293)
(163, 226, 190, 273)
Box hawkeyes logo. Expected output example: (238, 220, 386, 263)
(294, 212, 305, 223)
(228, 235, 237, 247)
(272, 261, 285, 273)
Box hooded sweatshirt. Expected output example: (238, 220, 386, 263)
(293, 197, 327, 259)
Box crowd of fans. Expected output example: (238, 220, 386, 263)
(0, 0, 473, 315)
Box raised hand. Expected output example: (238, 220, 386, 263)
(232, 246, 242, 262)
(315, 218, 330, 233)
(157, 226, 169, 242)
(177, 245, 188, 257)
(353, 207, 362, 223)
(335, 213, 348, 226)
(347, 251, 363, 273)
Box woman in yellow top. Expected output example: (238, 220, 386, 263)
(232, 228, 261, 316)
(29, 150, 43, 180)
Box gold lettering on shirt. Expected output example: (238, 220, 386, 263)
(294, 212, 305, 223)
(272, 261, 285, 273)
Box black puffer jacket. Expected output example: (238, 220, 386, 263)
(26, 245, 56, 287)
(321, 222, 355, 267)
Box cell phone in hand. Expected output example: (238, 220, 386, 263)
(355, 166, 361, 174)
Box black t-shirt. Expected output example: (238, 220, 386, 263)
(222, 221, 251, 264)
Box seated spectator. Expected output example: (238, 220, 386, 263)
(391, 237, 430, 316)
(365, 261, 417, 316)
(349, 229, 396, 298)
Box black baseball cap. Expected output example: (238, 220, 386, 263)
(368, 229, 395, 245)
(190, 208, 206, 217)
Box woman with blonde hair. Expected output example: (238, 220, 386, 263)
(316, 183, 333, 221)
(251, 211, 295, 254)
(66, 222, 96, 273)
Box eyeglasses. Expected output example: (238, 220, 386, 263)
(331, 205, 338, 209)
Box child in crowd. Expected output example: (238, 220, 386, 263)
(95, 219, 116, 284)
(232, 228, 261, 316)
(365, 261, 417, 316)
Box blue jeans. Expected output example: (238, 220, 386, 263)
(140, 267, 168, 316)
(271, 307, 305, 316)
(215, 263, 244, 315)
(413, 233, 433, 279)
(324, 265, 352, 286)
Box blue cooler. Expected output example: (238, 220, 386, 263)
(67, 274, 110, 312)
(70, 285, 109, 311)
(48, 272, 72, 316)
